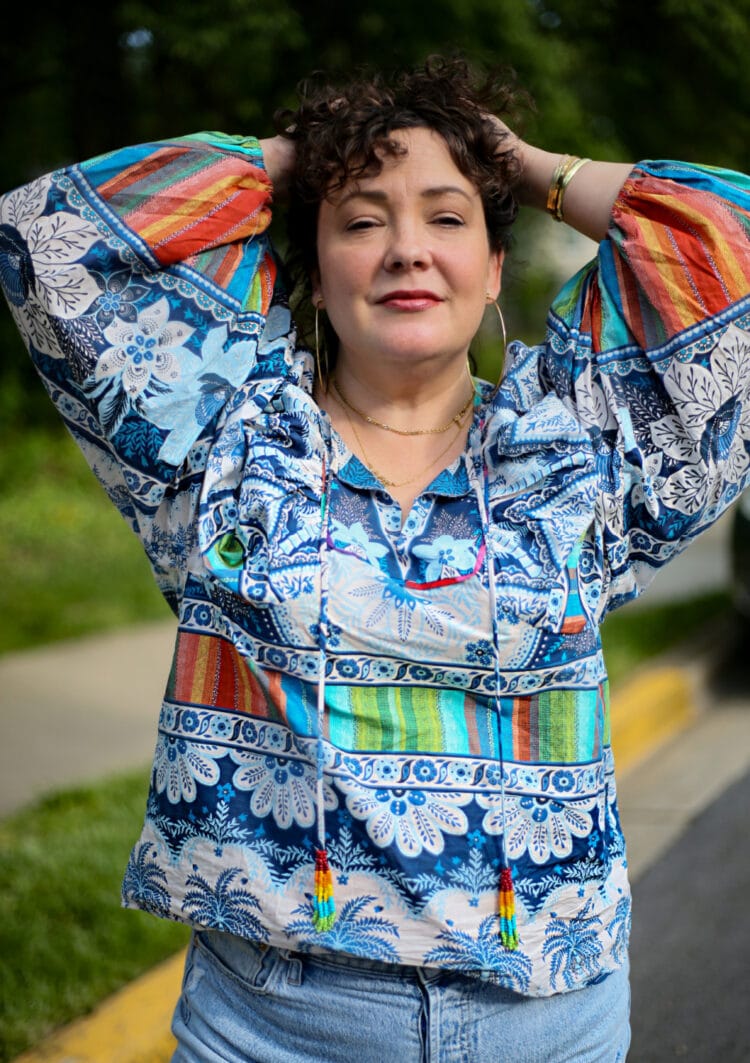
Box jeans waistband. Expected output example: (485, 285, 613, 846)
(298, 942, 442, 982)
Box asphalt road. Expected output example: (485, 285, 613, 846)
(629, 766, 750, 1062)
(3, 506, 748, 1062)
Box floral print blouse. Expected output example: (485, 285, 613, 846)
(1, 134, 749, 996)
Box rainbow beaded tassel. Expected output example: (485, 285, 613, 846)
(312, 848, 336, 932)
(499, 866, 519, 950)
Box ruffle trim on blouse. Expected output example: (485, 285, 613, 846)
(196, 317, 598, 638)
(197, 305, 329, 605)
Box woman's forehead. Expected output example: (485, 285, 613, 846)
(326, 128, 477, 203)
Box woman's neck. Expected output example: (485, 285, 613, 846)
(328, 354, 475, 430)
(317, 354, 476, 524)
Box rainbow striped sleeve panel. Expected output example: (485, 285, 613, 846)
(602, 161, 750, 352)
(79, 133, 276, 312)
(81, 134, 272, 264)
(550, 161, 750, 356)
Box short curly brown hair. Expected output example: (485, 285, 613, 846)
(277, 55, 526, 280)
(275, 56, 528, 371)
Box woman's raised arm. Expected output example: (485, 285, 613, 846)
(491, 115, 632, 241)
(515, 143, 633, 242)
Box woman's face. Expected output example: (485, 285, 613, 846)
(313, 127, 503, 378)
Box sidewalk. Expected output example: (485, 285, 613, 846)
(1, 509, 744, 1063)
(627, 746, 750, 1060)
(0, 620, 177, 818)
(7, 612, 747, 1062)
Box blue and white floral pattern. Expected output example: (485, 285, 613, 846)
(652, 324, 750, 512)
(424, 915, 533, 991)
(339, 779, 473, 857)
(230, 749, 338, 829)
(412, 535, 478, 580)
(182, 867, 268, 939)
(542, 899, 603, 991)
(478, 792, 597, 864)
(96, 297, 192, 397)
(3, 138, 750, 998)
(153, 734, 225, 803)
(285, 895, 400, 961)
(0, 173, 100, 356)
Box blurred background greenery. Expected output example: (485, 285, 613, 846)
(1, 3, 748, 1056)
(3, 0, 750, 434)
(2, 0, 749, 652)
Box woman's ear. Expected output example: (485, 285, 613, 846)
(486, 249, 505, 301)
(311, 269, 323, 308)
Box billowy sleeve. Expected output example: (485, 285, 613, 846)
(542, 161, 750, 612)
(0, 132, 286, 608)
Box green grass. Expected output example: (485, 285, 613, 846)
(0, 769, 190, 1063)
(0, 426, 733, 1059)
(0, 593, 732, 1062)
(601, 589, 730, 685)
(0, 428, 172, 655)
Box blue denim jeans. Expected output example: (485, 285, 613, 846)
(171, 930, 630, 1062)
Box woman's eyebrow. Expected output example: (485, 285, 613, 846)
(421, 185, 475, 201)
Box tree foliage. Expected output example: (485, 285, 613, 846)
(550, 0, 750, 167)
(2, 0, 749, 424)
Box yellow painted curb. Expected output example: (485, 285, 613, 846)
(12, 661, 701, 1063)
(11, 950, 186, 1063)
(609, 664, 698, 774)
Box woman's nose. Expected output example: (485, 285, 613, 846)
(383, 225, 432, 271)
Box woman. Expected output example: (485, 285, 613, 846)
(2, 57, 749, 1062)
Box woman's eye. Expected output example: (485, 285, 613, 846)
(435, 214, 464, 227)
(345, 218, 379, 231)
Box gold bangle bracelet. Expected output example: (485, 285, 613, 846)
(546, 155, 591, 222)
(545, 154, 575, 215)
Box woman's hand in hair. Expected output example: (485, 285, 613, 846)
(259, 135, 297, 199)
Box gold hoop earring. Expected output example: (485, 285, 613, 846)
(314, 302, 329, 394)
(492, 300, 507, 358)
(465, 357, 479, 398)
(484, 293, 508, 391)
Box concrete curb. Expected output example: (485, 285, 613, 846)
(10, 650, 718, 1063)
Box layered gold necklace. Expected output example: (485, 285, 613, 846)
(331, 377, 475, 488)
(332, 378, 474, 436)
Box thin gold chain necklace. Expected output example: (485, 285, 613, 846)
(340, 402, 468, 488)
(332, 377, 474, 436)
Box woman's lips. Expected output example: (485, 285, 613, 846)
(376, 290, 443, 310)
